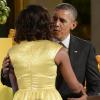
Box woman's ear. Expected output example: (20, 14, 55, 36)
(71, 21, 78, 30)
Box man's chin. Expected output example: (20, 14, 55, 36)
(54, 35, 62, 41)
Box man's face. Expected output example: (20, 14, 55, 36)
(52, 9, 77, 40)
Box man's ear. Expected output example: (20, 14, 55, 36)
(71, 21, 78, 30)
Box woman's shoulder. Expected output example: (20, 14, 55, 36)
(45, 40, 63, 53)
(45, 40, 62, 47)
(8, 41, 28, 53)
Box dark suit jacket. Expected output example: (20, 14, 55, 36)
(56, 35, 100, 99)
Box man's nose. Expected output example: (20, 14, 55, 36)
(55, 20, 60, 26)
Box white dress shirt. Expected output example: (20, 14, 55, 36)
(62, 34, 70, 49)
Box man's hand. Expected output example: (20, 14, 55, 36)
(1, 55, 14, 87)
(2, 55, 11, 78)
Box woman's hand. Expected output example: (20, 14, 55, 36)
(67, 89, 87, 100)
(67, 94, 87, 100)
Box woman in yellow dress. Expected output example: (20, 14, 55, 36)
(4, 5, 85, 100)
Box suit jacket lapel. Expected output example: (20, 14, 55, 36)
(68, 35, 77, 56)
(68, 35, 79, 68)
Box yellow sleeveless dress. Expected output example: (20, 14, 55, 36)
(0, 83, 13, 100)
(9, 40, 62, 100)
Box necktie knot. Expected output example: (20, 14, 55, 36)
(59, 42, 68, 52)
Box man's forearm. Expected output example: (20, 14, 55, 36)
(1, 68, 11, 87)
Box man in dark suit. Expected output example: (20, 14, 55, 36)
(52, 3, 100, 100)
(1, 3, 100, 100)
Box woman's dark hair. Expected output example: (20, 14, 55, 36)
(14, 5, 53, 43)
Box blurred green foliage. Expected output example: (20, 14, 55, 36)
(0, 0, 10, 24)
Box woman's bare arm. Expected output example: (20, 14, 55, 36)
(55, 47, 84, 94)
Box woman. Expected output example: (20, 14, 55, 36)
(6, 5, 85, 100)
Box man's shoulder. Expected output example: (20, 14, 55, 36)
(71, 35, 92, 47)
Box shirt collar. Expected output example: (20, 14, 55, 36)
(62, 34, 70, 48)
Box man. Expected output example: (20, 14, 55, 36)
(52, 3, 100, 100)
(1, 3, 100, 100)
